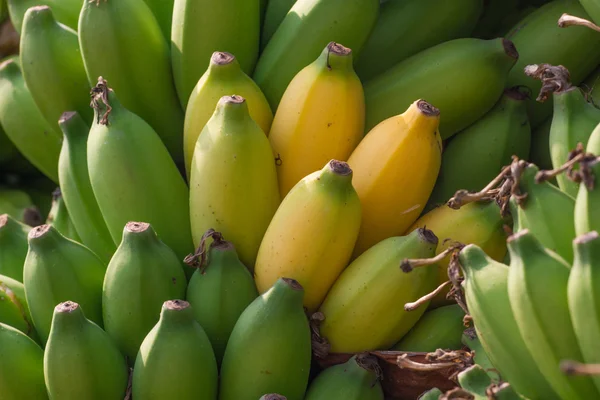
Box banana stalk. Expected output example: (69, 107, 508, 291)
(0, 214, 30, 282)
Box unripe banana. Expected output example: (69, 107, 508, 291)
(254, 160, 361, 312)
(355, 0, 483, 81)
(0, 273, 38, 341)
(171, 0, 260, 108)
(79, 0, 185, 162)
(304, 354, 384, 400)
(132, 300, 218, 400)
(457, 364, 523, 400)
(46, 188, 81, 243)
(364, 38, 518, 138)
(58, 111, 116, 262)
(471, 0, 520, 39)
(183, 52, 273, 176)
(392, 304, 465, 352)
(419, 388, 443, 400)
(458, 244, 559, 400)
(574, 158, 600, 236)
(0, 213, 30, 281)
(0, 59, 62, 183)
(461, 329, 500, 383)
(530, 117, 553, 170)
(0, 322, 47, 400)
(186, 230, 258, 364)
(427, 88, 531, 210)
(23, 224, 105, 345)
(568, 231, 600, 394)
(507, 229, 599, 400)
(504, 0, 600, 127)
(44, 301, 129, 399)
(0, 188, 42, 226)
(103, 222, 187, 364)
(189, 95, 280, 268)
(348, 99, 441, 258)
(260, 0, 296, 50)
(219, 278, 311, 400)
(20, 6, 92, 131)
(269, 42, 365, 198)
(580, 0, 600, 24)
(86, 79, 194, 276)
(318, 228, 438, 353)
(143, 0, 173, 41)
(7, 0, 80, 33)
(253, 0, 379, 110)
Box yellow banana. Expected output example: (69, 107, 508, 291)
(183, 51, 272, 177)
(269, 42, 365, 198)
(254, 160, 361, 312)
(406, 200, 508, 308)
(347, 99, 442, 259)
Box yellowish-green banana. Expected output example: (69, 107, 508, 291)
(269, 42, 365, 198)
(189, 95, 280, 269)
(0, 214, 29, 281)
(254, 160, 361, 312)
(46, 188, 81, 243)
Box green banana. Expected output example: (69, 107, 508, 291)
(103, 222, 187, 364)
(142, 0, 173, 41)
(253, 0, 379, 110)
(364, 38, 518, 139)
(568, 231, 600, 394)
(355, 0, 483, 82)
(185, 230, 258, 365)
(0, 189, 42, 227)
(46, 188, 81, 243)
(457, 365, 521, 400)
(304, 354, 384, 400)
(183, 52, 273, 176)
(0, 59, 62, 183)
(58, 111, 116, 262)
(44, 301, 129, 399)
(20, 6, 92, 131)
(427, 87, 531, 208)
(7, 0, 80, 33)
(574, 160, 600, 236)
(470, 0, 520, 39)
(0, 322, 47, 400)
(418, 388, 443, 400)
(0, 214, 29, 281)
(260, 0, 296, 50)
(79, 0, 185, 163)
(507, 229, 599, 400)
(461, 329, 501, 383)
(132, 300, 218, 399)
(530, 117, 553, 170)
(189, 95, 280, 268)
(86, 79, 194, 275)
(579, 0, 600, 24)
(219, 278, 311, 400)
(23, 224, 105, 345)
(0, 273, 38, 341)
(171, 0, 260, 108)
(392, 304, 465, 352)
(458, 244, 559, 400)
(504, 0, 600, 128)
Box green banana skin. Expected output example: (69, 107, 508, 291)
(568, 231, 600, 394)
(470, 0, 519, 39)
(46, 188, 81, 243)
(260, 0, 297, 51)
(0, 274, 38, 342)
(392, 304, 465, 352)
(579, 0, 600, 24)
(418, 388, 443, 400)
(79, 0, 185, 163)
(58, 111, 116, 262)
(0, 322, 48, 400)
(186, 234, 258, 365)
(132, 300, 218, 400)
(458, 244, 560, 400)
(504, 0, 600, 128)
(7, 0, 80, 33)
(529, 116, 553, 171)
(219, 278, 312, 400)
(103, 222, 187, 364)
(142, 0, 173, 41)
(44, 301, 129, 399)
(355, 0, 483, 82)
(461, 329, 501, 384)
(20, 6, 92, 131)
(23, 224, 106, 345)
(171, 0, 260, 108)
(427, 87, 531, 209)
(574, 158, 600, 236)
(0, 188, 43, 227)
(364, 38, 518, 139)
(304, 354, 384, 400)
(0, 59, 62, 183)
(457, 365, 521, 400)
(253, 0, 379, 110)
(86, 81, 194, 277)
(0, 213, 30, 282)
(507, 229, 599, 400)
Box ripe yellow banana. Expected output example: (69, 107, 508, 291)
(183, 52, 272, 177)
(269, 42, 365, 198)
(347, 99, 442, 259)
(406, 200, 507, 308)
(254, 160, 361, 312)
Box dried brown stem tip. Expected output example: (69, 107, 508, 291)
(260, 395, 288, 400)
(90, 76, 112, 125)
(125, 221, 150, 233)
(561, 360, 600, 376)
(524, 63, 572, 102)
(536, 143, 600, 190)
(55, 301, 79, 313)
(327, 41, 352, 56)
(401, 245, 460, 273)
(164, 299, 189, 310)
(417, 100, 440, 117)
(183, 229, 226, 272)
(328, 159, 352, 176)
(404, 281, 451, 311)
(211, 51, 235, 65)
(448, 165, 512, 209)
(558, 13, 600, 32)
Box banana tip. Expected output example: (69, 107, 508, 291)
(55, 301, 79, 313)
(502, 38, 519, 60)
(125, 221, 150, 233)
(59, 111, 78, 124)
(327, 42, 352, 56)
(164, 299, 190, 311)
(220, 95, 245, 105)
(328, 160, 352, 176)
(281, 278, 303, 291)
(574, 231, 600, 245)
(28, 224, 51, 239)
(0, 214, 7, 228)
(507, 228, 530, 243)
(418, 227, 439, 245)
(416, 100, 440, 117)
(211, 51, 235, 65)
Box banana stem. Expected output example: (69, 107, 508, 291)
(124, 368, 133, 400)
(183, 229, 226, 272)
(558, 13, 600, 33)
(524, 63, 573, 102)
(536, 144, 600, 190)
(448, 165, 511, 209)
(561, 360, 600, 376)
(396, 353, 460, 371)
(400, 246, 458, 273)
(535, 143, 586, 183)
(404, 281, 451, 311)
(90, 76, 112, 125)
(309, 312, 330, 359)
